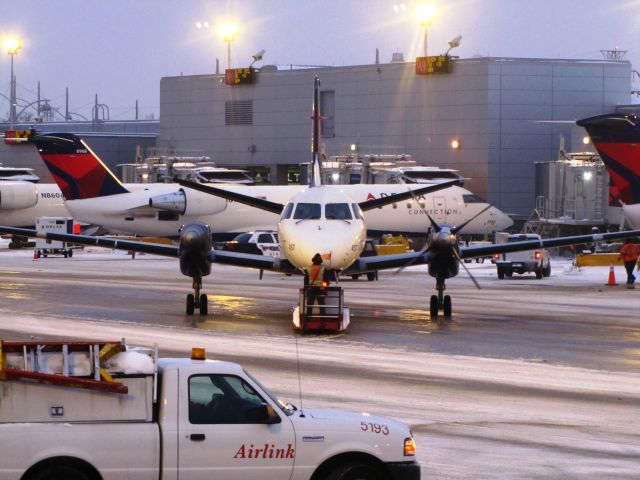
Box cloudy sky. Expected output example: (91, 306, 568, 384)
(1, 0, 638, 121)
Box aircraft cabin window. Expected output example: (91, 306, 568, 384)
(325, 203, 353, 220)
(281, 202, 294, 219)
(462, 194, 485, 204)
(351, 203, 363, 220)
(293, 203, 321, 220)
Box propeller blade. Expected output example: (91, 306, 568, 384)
(426, 214, 442, 233)
(393, 245, 431, 275)
(453, 248, 481, 289)
(451, 203, 495, 235)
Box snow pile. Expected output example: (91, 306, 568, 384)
(106, 349, 155, 374)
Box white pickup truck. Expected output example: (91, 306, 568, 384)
(495, 233, 551, 279)
(0, 341, 419, 480)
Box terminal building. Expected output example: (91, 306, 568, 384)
(158, 56, 633, 217)
(1, 56, 635, 222)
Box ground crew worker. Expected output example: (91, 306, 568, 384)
(618, 239, 640, 287)
(306, 253, 326, 317)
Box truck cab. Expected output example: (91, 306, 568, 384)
(495, 233, 551, 279)
(0, 341, 419, 480)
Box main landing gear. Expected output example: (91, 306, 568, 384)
(186, 277, 208, 316)
(429, 277, 452, 319)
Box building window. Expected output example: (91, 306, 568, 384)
(225, 100, 253, 126)
(320, 90, 335, 138)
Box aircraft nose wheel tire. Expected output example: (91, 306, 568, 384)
(429, 295, 439, 319)
(443, 295, 452, 317)
(199, 294, 208, 315)
(186, 294, 195, 315)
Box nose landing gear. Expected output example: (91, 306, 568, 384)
(186, 276, 208, 315)
(429, 277, 452, 319)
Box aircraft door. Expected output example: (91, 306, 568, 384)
(178, 374, 295, 480)
(432, 196, 447, 223)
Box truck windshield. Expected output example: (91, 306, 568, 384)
(243, 369, 295, 416)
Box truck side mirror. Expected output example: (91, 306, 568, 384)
(246, 404, 281, 424)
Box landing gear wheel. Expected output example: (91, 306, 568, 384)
(68, 249, 73, 258)
(443, 295, 452, 317)
(199, 294, 208, 315)
(186, 294, 195, 315)
(351, 274, 360, 280)
(430, 295, 439, 319)
(366, 272, 376, 281)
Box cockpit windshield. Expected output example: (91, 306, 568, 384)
(293, 203, 321, 220)
(325, 203, 353, 220)
(281, 203, 294, 219)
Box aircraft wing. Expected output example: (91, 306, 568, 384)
(207, 249, 299, 274)
(459, 229, 640, 259)
(0, 227, 180, 257)
(358, 179, 463, 211)
(346, 250, 432, 273)
(174, 179, 285, 214)
(0, 226, 300, 274)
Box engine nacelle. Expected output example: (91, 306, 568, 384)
(0, 182, 38, 210)
(148, 188, 227, 216)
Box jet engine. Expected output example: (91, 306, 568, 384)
(148, 188, 227, 216)
(0, 182, 38, 210)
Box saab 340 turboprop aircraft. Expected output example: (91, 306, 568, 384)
(3, 78, 640, 321)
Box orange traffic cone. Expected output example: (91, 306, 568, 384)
(606, 265, 617, 286)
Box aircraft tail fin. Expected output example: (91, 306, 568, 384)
(577, 113, 640, 205)
(31, 133, 129, 200)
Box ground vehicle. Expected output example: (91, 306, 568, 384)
(34, 217, 77, 258)
(0, 340, 419, 480)
(495, 233, 551, 279)
(217, 230, 280, 257)
(463, 240, 493, 263)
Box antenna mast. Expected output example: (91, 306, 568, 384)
(311, 76, 322, 187)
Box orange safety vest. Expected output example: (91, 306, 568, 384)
(620, 243, 640, 262)
(308, 264, 325, 286)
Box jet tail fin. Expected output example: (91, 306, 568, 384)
(31, 133, 129, 200)
(577, 113, 640, 205)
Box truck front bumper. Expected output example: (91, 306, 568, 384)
(385, 461, 420, 480)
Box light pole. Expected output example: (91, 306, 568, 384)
(415, 4, 436, 57)
(4, 37, 22, 129)
(219, 22, 239, 70)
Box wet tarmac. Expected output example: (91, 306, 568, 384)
(0, 248, 639, 479)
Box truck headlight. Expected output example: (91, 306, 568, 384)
(404, 437, 416, 456)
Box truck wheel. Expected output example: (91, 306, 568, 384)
(351, 274, 360, 280)
(497, 267, 504, 279)
(535, 268, 543, 279)
(543, 262, 551, 277)
(29, 465, 93, 480)
(326, 462, 382, 480)
(366, 272, 376, 281)
(68, 249, 74, 258)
